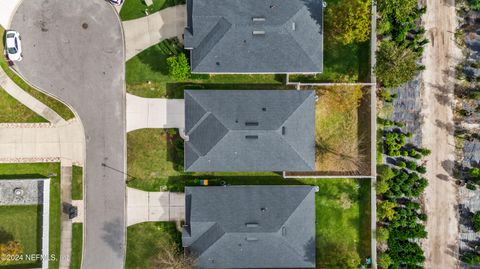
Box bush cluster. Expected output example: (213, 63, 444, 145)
(376, 0, 428, 88)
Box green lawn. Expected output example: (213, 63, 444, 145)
(127, 129, 284, 191)
(119, 0, 185, 21)
(125, 222, 181, 269)
(0, 27, 75, 121)
(0, 205, 42, 268)
(70, 223, 83, 269)
(125, 179, 371, 269)
(0, 163, 61, 269)
(0, 86, 46, 123)
(71, 166, 83, 200)
(289, 41, 370, 83)
(125, 39, 286, 98)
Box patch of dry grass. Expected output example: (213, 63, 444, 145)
(315, 86, 368, 174)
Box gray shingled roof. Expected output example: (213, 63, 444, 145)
(182, 186, 316, 268)
(184, 0, 323, 73)
(184, 90, 316, 172)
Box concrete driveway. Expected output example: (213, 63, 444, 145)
(127, 187, 185, 226)
(126, 93, 184, 132)
(123, 5, 186, 60)
(11, 1, 126, 268)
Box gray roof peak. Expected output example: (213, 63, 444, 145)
(185, 0, 324, 73)
(184, 90, 316, 172)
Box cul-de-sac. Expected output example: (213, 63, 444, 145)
(0, 0, 478, 268)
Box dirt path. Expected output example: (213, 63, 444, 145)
(421, 0, 461, 268)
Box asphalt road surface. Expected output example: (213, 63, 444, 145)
(11, 0, 126, 268)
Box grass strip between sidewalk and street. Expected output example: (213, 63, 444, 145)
(70, 223, 83, 269)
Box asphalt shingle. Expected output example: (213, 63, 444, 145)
(182, 186, 316, 268)
(184, 0, 324, 73)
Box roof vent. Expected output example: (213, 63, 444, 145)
(292, 22, 296, 31)
(246, 223, 259, 228)
(262, 107, 266, 111)
(282, 126, 286, 135)
(245, 135, 258, 139)
(245, 121, 259, 126)
(252, 17, 266, 22)
(252, 30, 265, 35)
(245, 237, 259, 241)
(282, 227, 287, 236)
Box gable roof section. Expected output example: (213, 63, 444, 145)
(184, 0, 323, 73)
(184, 90, 315, 172)
(182, 186, 316, 268)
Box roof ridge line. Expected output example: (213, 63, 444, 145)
(285, 6, 322, 69)
(276, 91, 316, 170)
(189, 222, 226, 258)
(275, 188, 315, 263)
(191, 17, 232, 69)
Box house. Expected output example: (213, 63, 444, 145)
(182, 186, 316, 268)
(184, 90, 316, 172)
(184, 0, 324, 73)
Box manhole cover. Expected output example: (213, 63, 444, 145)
(82, 23, 88, 29)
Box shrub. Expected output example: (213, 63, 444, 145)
(167, 53, 191, 81)
(470, 0, 480, 11)
(416, 166, 427, 174)
(467, 183, 477, 191)
(471, 168, 480, 180)
(473, 211, 480, 232)
(377, 227, 390, 243)
(378, 253, 393, 269)
(420, 148, 431, 156)
(377, 179, 390, 194)
(406, 161, 417, 170)
(397, 161, 406, 168)
(418, 213, 427, 221)
(378, 201, 396, 221)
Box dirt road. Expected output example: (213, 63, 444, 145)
(421, 0, 461, 268)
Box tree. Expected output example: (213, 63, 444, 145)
(376, 179, 390, 194)
(378, 253, 393, 269)
(376, 41, 419, 88)
(378, 0, 417, 23)
(378, 200, 396, 221)
(0, 241, 23, 265)
(377, 227, 389, 243)
(167, 53, 191, 81)
(151, 237, 194, 269)
(326, 0, 371, 45)
(471, 168, 480, 182)
(470, 0, 480, 11)
(473, 211, 480, 232)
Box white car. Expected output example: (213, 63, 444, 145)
(109, 0, 124, 5)
(4, 30, 22, 62)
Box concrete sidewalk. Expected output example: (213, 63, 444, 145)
(0, 0, 22, 29)
(126, 93, 184, 132)
(127, 187, 185, 226)
(0, 67, 66, 125)
(0, 120, 85, 164)
(123, 5, 186, 60)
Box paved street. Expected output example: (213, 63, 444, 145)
(11, 0, 126, 268)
